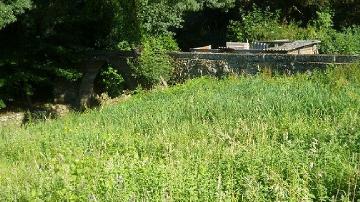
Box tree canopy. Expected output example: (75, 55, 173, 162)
(0, 0, 32, 29)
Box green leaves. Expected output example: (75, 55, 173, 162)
(228, 6, 303, 41)
(131, 35, 177, 88)
(98, 66, 125, 98)
(228, 6, 360, 54)
(0, 0, 32, 29)
(117, 0, 236, 45)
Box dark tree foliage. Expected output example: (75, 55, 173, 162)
(332, 0, 360, 28)
(176, 7, 235, 50)
(0, 0, 121, 107)
(232, 0, 360, 27)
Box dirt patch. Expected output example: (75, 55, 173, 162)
(0, 104, 73, 127)
(0, 112, 26, 126)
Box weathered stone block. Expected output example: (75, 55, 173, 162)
(264, 54, 297, 63)
(295, 55, 335, 63)
(335, 55, 360, 63)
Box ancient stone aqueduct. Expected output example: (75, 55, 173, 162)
(54, 50, 360, 109)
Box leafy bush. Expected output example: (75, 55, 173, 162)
(318, 26, 360, 54)
(228, 6, 304, 42)
(307, 11, 360, 54)
(0, 64, 49, 107)
(131, 35, 178, 88)
(54, 68, 83, 82)
(96, 66, 125, 98)
(0, 62, 83, 109)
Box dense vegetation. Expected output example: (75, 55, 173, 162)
(1, 0, 360, 109)
(1, 1, 359, 200)
(227, 7, 360, 54)
(1, 64, 360, 200)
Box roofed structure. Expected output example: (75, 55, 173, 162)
(266, 40, 321, 54)
(189, 40, 321, 55)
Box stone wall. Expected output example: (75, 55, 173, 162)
(170, 52, 360, 81)
(55, 51, 360, 109)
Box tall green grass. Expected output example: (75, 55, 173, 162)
(1, 64, 360, 201)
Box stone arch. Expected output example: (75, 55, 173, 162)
(78, 50, 139, 110)
(78, 59, 107, 110)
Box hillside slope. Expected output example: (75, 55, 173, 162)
(1, 65, 360, 201)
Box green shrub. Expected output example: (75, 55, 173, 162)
(318, 26, 360, 54)
(0, 64, 47, 107)
(54, 68, 83, 82)
(96, 66, 125, 98)
(228, 6, 304, 42)
(131, 35, 178, 88)
(307, 11, 360, 54)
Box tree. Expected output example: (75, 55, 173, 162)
(0, 0, 32, 29)
(116, 0, 236, 45)
(0, 0, 31, 108)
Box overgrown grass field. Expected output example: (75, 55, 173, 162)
(1, 65, 360, 201)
